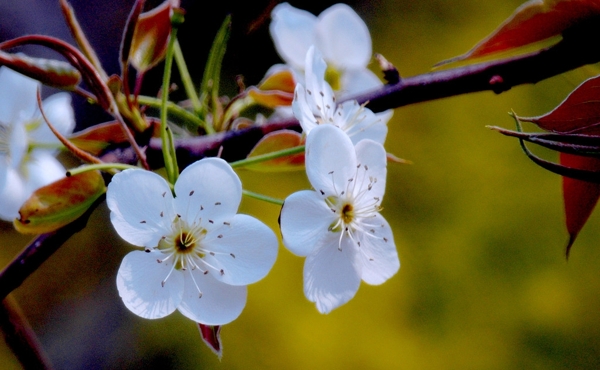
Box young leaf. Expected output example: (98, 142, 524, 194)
(198, 324, 222, 359)
(246, 130, 305, 171)
(520, 75, 600, 134)
(560, 153, 600, 256)
(14, 171, 106, 234)
(0, 51, 81, 89)
(69, 121, 132, 155)
(441, 0, 600, 65)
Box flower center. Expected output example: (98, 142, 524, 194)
(324, 65, 342, 91)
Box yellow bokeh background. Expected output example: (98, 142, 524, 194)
(2, 0, 600, 369)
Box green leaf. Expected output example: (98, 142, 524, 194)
(14, 171, 106, 234)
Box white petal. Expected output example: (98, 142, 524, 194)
(178, 269, 247, 325)
(174, 158, 241, 226)
(22, 152, 65, 194)
(202, 214, 278, 285)
(0, 67, 38, 124)
(304, 47, 336, 121)
(316, 4, 372, 70)
(339, 69, 382, 97)
(6, 118, 28, 169)
(357, 213, 399, 285)
(107, 169, 174, 248)
(334, 101, 387, 145)
(304, 236, 361, 314)
(116, 251, 184, 319)
(28, 93, 75, 145)
(280, 190, 336, 256)
(0, 167, 26, 221)
(270, 3, 317, 70)
(354, 139, 387, 202)
(292, 84, 318, 133)
(305, 124, 357, 196)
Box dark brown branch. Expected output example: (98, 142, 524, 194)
(0, 296, 53, 369)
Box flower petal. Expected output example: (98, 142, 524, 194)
(354, 138, 387, 202)
(304, 236, 361, 313)
(0, 167, 26, 221)
(292, 84, 318, 133)
(28, 93, 75, 145)
(6, 118, 28, 169)
(22, 152, 65, 194)
(174, 158, 241, 226)
(356, 213, 399, 285)
(335, 101, 387, 145)
(339, 69, 382, 97)
(202, 214, 278, 285)
(305, 124, 357, 196)
(178, 269, 247, 325)
(270, 3, 317, 70)
(107, 169, 174, 248)
(0, 67, 38, 124)
(116, 250, 184, 319)
(280, 190, 336, 256)
(316, 4, 372, 70)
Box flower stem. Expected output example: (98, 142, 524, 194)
(66, 163, 140, 177)
(160, 19, 182, 185)
(137, 95, 212, 133)
(173, 40, 202, 115)
(229, 145, 305, 169)
(242, 190, 284, 206)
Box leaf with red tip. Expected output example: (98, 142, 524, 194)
(69, 121, 131, 155)
(521, 75, 600, 134)
(14, 171, 106, 234)
(441, 0, 600, 64)
(0, 50, 81, 89)
(198, 324, 222, 359)
(560, 153, 600, 256)
(246, 130, 305, 171)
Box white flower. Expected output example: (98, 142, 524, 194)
(292, 46, 387, 145)
(0, 66, 75, 221)
(270, 3, 380, 96)
(106, 158, 278, 325)
(279, 125, 399, 313)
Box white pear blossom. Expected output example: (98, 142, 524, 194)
(279, 125, 399, 314)
(0, 66, 75, 221)
(107, 158, 278, 325)
(292, 46, 387, 145)
(269, 2, 381, 96)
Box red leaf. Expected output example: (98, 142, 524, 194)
(560, 153, 600, 256)
(521, 75, 600, 134)
(198, 324, 222, 359)
(442, 0, 600, 64)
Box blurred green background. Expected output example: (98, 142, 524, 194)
(2, 0, 600, 369)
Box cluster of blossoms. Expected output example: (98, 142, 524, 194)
(0, 3, 399, 329)
(0, 66, 75, 221)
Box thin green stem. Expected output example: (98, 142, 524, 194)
(242, 190, 284, 206)
(137, 95, 213, 134)
(173, 40, 202, 113)
(230, 145, 305, 169)
(160, 17, 181, 185)
(67, 163, 140, 176)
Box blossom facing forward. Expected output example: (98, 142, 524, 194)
(269, 2, 381, 96)
(292, 46, 387, 145)
(279, 125, 399, 313)
(107, 158, 278, 325)
(0, 67, 75, 221)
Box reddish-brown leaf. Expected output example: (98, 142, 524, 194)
(443, 0, 600, 64)
(560, 153, 600, 256)
(520, 75, 600, 134)
(69, 121, 131, 155)
(246, 130, 305, 171)
(198, 324, 222, 359)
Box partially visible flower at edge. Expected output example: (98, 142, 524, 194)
(0, 66, 75, 221)
(292, 46, 388, 145)
(106, 158, 279, 325)
(269, 2, 380, 96)
(279, 124, 399, 314)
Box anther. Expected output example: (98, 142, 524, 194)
(189, 190, 194, 196)
(223, 221, 230, 226)
(230, 253, 236, 258)
(215, 202, 221, 206)
(140, 220, 146, 224)
(218, 234, 223, 238)
(209, 220, 214, 224)
(162, 192, 166, 197)
(220, 269, 224, 275)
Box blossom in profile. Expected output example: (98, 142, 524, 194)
(292, 46, 387, 145)
(269, 2, 381, 96)
(107, 158, 278, 325)
(0, 66, 75, 221)
(279, 125, 399, 313)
